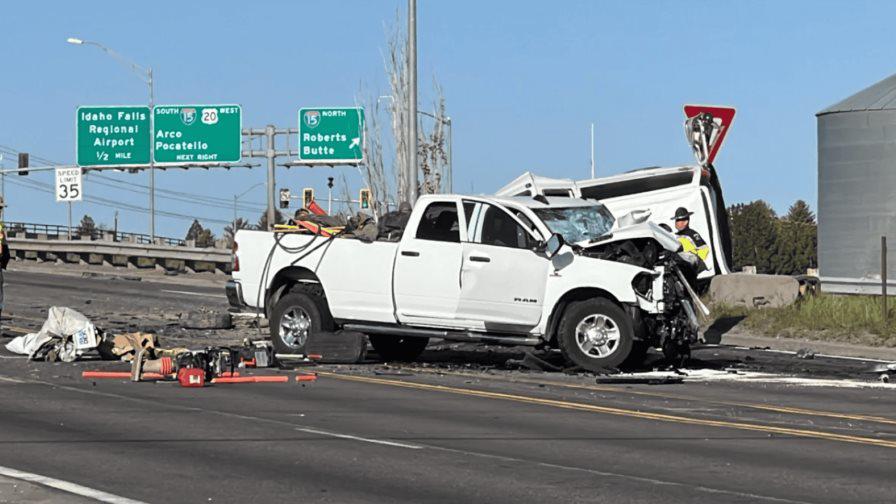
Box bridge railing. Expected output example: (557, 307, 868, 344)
(2, 221, 188, 247)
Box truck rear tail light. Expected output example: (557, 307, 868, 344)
(232, 240, 240, 272)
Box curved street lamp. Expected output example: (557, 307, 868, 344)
(67, 37, 157, 240)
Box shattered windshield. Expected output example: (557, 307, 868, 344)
(533, 205, 615, 244)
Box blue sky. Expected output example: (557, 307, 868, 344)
(0, 0, 891, 237)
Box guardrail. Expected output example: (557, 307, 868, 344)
(3, 222, 186, 247)
(4, 223, 233, 274)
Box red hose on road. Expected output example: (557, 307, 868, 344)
(211, 375, 289, 384)
(82, 371, 166, 380)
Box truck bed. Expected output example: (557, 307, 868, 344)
(234, 230, 400, 323)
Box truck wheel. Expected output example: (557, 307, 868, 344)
(369, 335, 429, 362)
(558, 298, 633, 371)
(269, 292, 332, 354)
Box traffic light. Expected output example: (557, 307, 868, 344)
(279, 188, 290, 209)
(17, 152, 28, 176)
(359, 188, 371, 210)
(302, 188, 314, 209)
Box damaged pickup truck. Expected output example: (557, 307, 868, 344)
(228, 194, 708, 371)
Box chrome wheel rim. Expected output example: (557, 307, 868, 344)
(575, 314, 621, 358)
(280, 307, 311, 347)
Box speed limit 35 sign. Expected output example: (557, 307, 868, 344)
(55, 167, 83, 202)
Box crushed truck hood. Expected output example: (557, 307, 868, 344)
(575, 221, 681, 253)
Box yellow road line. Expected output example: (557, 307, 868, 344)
(319, 372, 896, 450)
(405, 367, 896, 426)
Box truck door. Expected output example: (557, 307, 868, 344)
(393, 200, 464, 324)
(456, 200, 548, 329)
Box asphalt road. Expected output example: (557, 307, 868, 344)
(0, 267, 894, 503)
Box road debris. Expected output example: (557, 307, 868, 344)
(796, 348, 817, 360)
(505, 352, 562, 372)
(178, 309, 232, 330)
(4, 306, 99, 361)
(594, 375, 685, 385)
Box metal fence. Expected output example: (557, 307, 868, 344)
(2, 221, 186, 247)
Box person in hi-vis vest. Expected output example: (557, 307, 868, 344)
(672, 207, 709, 272)
(0, 199, 9, 329)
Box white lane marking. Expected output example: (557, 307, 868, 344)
(0, 375, 26, 382)
(160, 289, 225, 299)
(295, 427, 423, 450)
(0, 374, 850, 503)
(426, 444, 819, 504)
(0, 464, 149, 504)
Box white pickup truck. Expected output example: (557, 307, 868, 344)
(227, 194, 706, 371)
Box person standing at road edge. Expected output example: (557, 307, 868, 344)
(0, 199, 9, 329)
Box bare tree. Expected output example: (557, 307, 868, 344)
(385, 12, 410, 203)
(357, 90, 391, 216)
(419, 81, 448, 195)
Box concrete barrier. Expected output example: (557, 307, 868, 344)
(709, 273, 800, 308)
(7, 237, 232, 274)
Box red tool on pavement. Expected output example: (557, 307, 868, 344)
(177, 368, 206, 388)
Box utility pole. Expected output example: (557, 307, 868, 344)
(242, 129, 294, 230)
(266, 125, 276, 229)
(590, 123, 595, 179)
(407, 0, 418, 204)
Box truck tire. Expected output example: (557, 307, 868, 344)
(269, 292, 333, 355)
(369, 335, 429, 362)
(558, 298, 634, 371)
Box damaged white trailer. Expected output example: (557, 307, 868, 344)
(496, 105, 736, 286)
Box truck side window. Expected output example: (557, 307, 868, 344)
(478, 204, 536, 249)
(415, 202, 460, 242)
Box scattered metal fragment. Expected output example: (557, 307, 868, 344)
(594, 375, 685, 385)
(795, 348, 817, 360)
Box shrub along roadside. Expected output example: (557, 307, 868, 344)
(706, 294, 896, 348)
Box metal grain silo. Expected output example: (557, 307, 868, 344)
(817, 73, 896, 294)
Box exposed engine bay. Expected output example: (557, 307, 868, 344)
(582, 236, 707, 365)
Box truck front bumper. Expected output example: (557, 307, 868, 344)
(225, 280, 246, 309)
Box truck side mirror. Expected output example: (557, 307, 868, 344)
(545, 233, 564, 258)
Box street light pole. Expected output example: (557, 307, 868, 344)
(233, 182, 264, 235)
(67, 37, 156, 240)
(407, 0, 418, 204)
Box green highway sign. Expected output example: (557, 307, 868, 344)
(77, 106, 151, 167)
(298, 107, 364, 163)
(153, 105, 242, 164)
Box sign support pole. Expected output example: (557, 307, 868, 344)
(67, 202, 72, 240)
(148, 67, 155, 242)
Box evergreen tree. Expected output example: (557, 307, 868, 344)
(785, 199, 815, 224)
(185, 219, 216, 247)
(728, 200, 778, 273)
(78, 214, 97, 236)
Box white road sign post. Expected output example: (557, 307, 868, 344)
(55, 167, 83, 202)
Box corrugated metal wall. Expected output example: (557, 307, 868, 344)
(818, 109, 896, 286)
